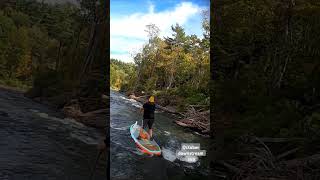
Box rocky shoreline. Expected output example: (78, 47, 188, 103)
(17, 84, 109, 131)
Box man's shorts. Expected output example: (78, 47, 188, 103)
(143, 118, 154, 129)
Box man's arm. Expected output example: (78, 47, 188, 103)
(140, 103, 146, 113)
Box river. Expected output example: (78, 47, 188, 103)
(0, 87, 211, 179)
(0, 87, 106, 179)
(110, 90, 211, 180)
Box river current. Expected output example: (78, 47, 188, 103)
(110, 90, 211, 180)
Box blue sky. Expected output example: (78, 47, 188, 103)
(111, 0, 210, 62)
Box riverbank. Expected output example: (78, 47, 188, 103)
(31, 93, 108, 131)
(0, 83, 29, 93)
(0, 78, 32, 91)
(0, 84, 107, 133)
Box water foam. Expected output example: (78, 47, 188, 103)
(30, 109, 101, 145)
(161, 148, 177, 162)
(111, 125, 130, 131)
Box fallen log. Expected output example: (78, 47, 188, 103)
(128, 94, 182, 115)
(211, 170, 227, 179)
(102, 94, 109, 100)
(81, 108, 109, 116)
(175, 106, 210, 133)
(189, 104, 209, 107)
(128, 94, 148, 101)
(259, 137, 305, 143)
(63, 104, 107, 129)
(156, 105, 181, 114)
(175, 120, 194, 128)
(283, 154, 320, 168)
(175, 119, 209, 132)
(216, 161, 240, 174)
(276, 148, 300, 160)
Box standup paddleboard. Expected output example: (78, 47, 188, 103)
(130, 121, 161, 156)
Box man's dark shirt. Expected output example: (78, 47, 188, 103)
(143, 102, 156, 119)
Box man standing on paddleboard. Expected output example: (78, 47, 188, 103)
(140, 95, 156, 139)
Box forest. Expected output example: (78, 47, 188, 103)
(211, 0, 320, 179)
(0, 0, 109, 127)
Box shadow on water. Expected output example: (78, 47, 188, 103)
(0, 87, 106, 179)
(110, 90, 211, 180)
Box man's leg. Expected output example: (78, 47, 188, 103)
(148, 119, 154, 138)
(139, 119, 145, 139)
(148, 128, 153, 138)
(142, 118, 148, 129)
(139, 119, 149, 139)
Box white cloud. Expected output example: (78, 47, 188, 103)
(110, 54, 134, 63)
(111, 37, 144, 53)
(111, 2, 203, 62)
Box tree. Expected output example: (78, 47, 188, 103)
(77, 0, 109, 112)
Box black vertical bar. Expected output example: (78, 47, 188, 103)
(105, 0, 111, 179)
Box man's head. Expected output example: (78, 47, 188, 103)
(148, 95, 155, 103)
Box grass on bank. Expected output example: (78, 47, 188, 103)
(0, 78, 31, 92)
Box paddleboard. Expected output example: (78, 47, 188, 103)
(130, 121, 161, 156)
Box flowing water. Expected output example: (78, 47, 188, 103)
(0, 87, 106, 179)
(0, 87, 211, 180)
(110, 90, 211, 180)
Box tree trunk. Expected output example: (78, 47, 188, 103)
(167, 68, 174, 90)
(71, 25, 82, 79)
(212, 0, 221, 28)
(166, 54, 177, 90)
(150, 59, 156, 78)
(133, 62, 142, 92)
(56, 41, 62, 71)
(77, 1, 109, 113)
(277, 0, 295, 88)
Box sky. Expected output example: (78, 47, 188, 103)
(111, 0, 210, 63)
